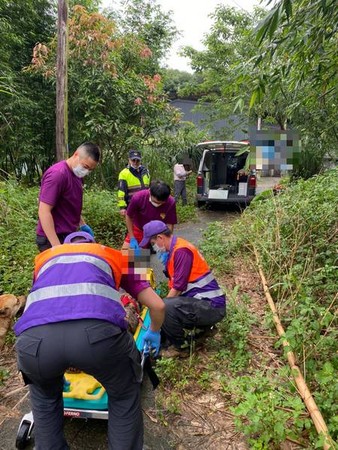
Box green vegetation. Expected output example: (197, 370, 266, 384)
(180, 3, 337, 176)
(0, 368, 9, 386)
(229, 168, 338, 445)
(0, 0, 205, 187)
(0, 179, 195, 294)
(0, 0, 337, 446)
(156, 169, 338, 448)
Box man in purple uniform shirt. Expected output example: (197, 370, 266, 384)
(122, 180, 177, 250)
(15, 232, 164, 450)
(36, 142, 100, 252)
(140, 220, 226, 357)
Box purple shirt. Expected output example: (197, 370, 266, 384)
(168, 236, 225, 307)
(36, 161, 83, 236)
(126, 189, 177, 230)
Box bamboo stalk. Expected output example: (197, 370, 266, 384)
(254, 247, 334, 450)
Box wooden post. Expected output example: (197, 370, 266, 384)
(56, 0, 68, 161)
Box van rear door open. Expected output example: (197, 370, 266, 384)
(195, 141, 256, 206)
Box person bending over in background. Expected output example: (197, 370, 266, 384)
(14, 231, 164, 450)
(117, 149, 150, 217)
(122, 180, 177, 250)
(36, 142, 100, 252)
(140, 220, 226, 358)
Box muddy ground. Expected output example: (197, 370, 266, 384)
(0, 204, 300, 450)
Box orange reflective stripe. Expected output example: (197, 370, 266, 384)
(34, 244, 123, 287)
(167, 238, 210, 289)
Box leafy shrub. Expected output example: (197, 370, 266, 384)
(0, 181, 38, 295)
(230, 370, 312, 449)
(82, 188, 126, 247)
(209, 168, 338, 441)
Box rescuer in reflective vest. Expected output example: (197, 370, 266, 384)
(14, 231, 164, 450)
(117, 149, 150, 216)
(140, 221, 226, 354)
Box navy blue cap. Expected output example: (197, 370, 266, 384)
(128, 150, 141, 160)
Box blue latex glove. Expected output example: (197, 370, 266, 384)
(157, 251, 169, 265)
(80, 224, 94, 237)
(130, 237, 141, 256)
(129, 237, 140, 250)
(140, 329, 161, 356)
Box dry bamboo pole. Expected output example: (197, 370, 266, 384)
(254, 247, 334, 450)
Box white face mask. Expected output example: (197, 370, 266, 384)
(149, 197, 161, 207)
(152, 243, 166, 253)
(130, 162, 140, 169)
(73, 164, 90, 178)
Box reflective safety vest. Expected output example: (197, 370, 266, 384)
(117, 166, 150, 209)
(167, 237, 225, 305)
(14, 244, 127, 336)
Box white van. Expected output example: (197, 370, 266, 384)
(195, 141, 257, 206)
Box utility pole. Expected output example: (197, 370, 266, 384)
(56, 0, 68, 161)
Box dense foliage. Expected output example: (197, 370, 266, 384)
(254, 0, 338, 178)
(0, 0, 57, 180)
(200, 168, 338, 445)
(181, 3, 338, 175)
(0, 0, 205, 187)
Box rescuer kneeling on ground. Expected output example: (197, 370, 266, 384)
(140, 220, 226, 357)
(14, 231, 165, 450)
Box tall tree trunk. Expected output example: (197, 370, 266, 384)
(56, 0, 68, 161)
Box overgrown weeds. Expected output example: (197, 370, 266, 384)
(156, 168, 337, 448)
(207, 169, 338, 444)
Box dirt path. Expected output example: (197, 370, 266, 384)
(0, 207, 285, 449)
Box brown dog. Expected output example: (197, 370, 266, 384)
(0, 294, 26, 349)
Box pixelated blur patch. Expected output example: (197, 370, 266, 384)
(249, 130, 300, 174)
(121, 249, 151, 280)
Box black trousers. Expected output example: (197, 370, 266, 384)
(16, 319, 143, 450)
(161, 296, 225, 348)
(36, 233, 70, 252)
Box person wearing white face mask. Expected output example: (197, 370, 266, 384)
(36, 142, 100, 252)
(122, 180, 177, 250)
(117, 149, 150, 217)
(140, 220, 226, 358)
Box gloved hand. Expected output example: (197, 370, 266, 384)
(130, 237, 141, 256)
(140, 329, 161, 356)
(80, 224, 94, 237)
(129, 237, 140, 250)
(157, 251, 169, 265)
